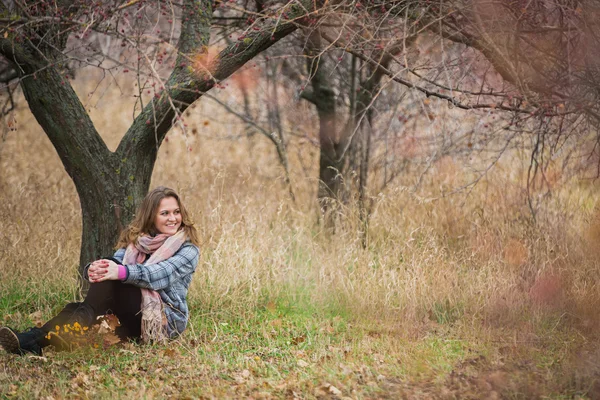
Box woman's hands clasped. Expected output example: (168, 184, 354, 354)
(88, 259, 120, 283)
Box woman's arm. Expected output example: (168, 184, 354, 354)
(83, 248, 126, 281)
(122, 243, 200, 290)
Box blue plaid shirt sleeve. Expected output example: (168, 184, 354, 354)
(112, 248, 125, 263)
(123, 243, 199, 290)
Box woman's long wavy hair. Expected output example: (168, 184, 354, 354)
(115, 186, 200, 248)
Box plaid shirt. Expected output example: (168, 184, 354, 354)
(112, 242, 200, 338)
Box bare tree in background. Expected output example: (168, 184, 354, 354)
(423, 0, 600, 214)
(312, 0, 600, 220)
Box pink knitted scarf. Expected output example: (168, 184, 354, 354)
(123, 229, 186, 342)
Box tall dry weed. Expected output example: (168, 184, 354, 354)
(1, 69, 600, 350)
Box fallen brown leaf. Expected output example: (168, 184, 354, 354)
(102, 332, 121, 348)
(163, 348, 178, 358)
(291, 335, 306, 345)
(316, 383, 343, 397)
(269, 319, 282, 328)
(29, 310, 43, 327)
(266, 301, 277, 314)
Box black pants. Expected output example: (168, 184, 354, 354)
(42, 280, 142, 342)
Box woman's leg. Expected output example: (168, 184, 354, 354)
(44, 280, 142, 340)
(0, 302, 90, 355)
(0, 281, 121, 354)
(42, 280, 120, 332)
(1, 281, 142, 354)
(113, 283, 142, 340)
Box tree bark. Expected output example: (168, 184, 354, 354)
(303, 31, 342, 213)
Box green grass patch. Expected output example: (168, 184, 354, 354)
(0, 281, 596, 398)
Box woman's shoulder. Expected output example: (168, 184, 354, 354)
(113, 247, 126, 256)
(179, 240, 200, 255)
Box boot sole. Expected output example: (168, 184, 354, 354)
(0, 327, 21, 354)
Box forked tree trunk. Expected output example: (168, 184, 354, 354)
(18, 55, 158, 290)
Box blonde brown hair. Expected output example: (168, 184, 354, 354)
(116, 186, 200, 248)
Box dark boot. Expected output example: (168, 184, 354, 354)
(0, 326, 46, 356)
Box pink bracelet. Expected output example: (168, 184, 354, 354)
(117, 265, 127, 281)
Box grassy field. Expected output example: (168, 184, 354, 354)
(2, 72, 600, 398)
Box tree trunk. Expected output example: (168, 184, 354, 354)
(303, 31, 342, 214)
(77, 158, 155, 293)
(316, 93, 342, 208)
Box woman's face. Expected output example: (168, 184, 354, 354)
(153, 196, 182, 235)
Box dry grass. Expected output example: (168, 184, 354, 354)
(2, 70, 600, 398)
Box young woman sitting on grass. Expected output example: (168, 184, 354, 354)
(0, 186, 200, 355)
